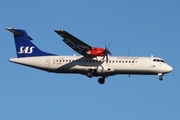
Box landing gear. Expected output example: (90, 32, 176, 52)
(159, 76, 163, 81)
(87, 72, 93, 78)
(98, 77, 105, 84)
(158, 73, 163, 81)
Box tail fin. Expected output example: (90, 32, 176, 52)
(6, 28, 55, 58)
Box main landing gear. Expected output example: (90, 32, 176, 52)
(87, 72, 93, 78)
(98, 77, 105, 84)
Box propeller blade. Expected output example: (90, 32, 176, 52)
(107, 42, 111, 49)
(106, 53, 108, 63)
(103, 41, 112, 63)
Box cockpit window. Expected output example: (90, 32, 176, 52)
(160, 60, 165, 63)
(153, 59, 165, 63)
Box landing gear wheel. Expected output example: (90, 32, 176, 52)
(159, 76, 163, 81)
(98, 78, 105, 84)
(158, 73, 163, 81)
(87, 72, 93, 78)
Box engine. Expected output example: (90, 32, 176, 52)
(87, 47, 105, 56)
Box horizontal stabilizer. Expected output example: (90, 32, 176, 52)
(6, 27, 33, 40)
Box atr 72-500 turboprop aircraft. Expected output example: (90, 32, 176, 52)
(7, 28, 173, 84)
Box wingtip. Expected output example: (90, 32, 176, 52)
(54, 29, 64, 32)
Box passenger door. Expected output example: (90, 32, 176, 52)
(45, 59, 50, 68)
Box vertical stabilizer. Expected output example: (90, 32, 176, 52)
(6, 28, 55, 58)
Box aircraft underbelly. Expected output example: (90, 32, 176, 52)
(113, 67, 157, 75)
(54, 64, 116, 76)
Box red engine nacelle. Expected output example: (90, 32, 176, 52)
(88, 47, 105, 56)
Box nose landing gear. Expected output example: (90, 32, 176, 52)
(158, 73, 163, 81)
(98, 77, 105, 84)
(159, 76, 163, 81)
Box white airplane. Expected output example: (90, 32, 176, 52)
(7, 27, 173, 84)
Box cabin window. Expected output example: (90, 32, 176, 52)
(129, 61, 131, 63)
(119, 60, 121, 63)
(126, 61, 127, 63)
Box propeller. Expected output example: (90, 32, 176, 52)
(102, 42, 112, 63)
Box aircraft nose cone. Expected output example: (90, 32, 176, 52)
(167, 65, 173, 72)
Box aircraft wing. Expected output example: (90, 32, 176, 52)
(54, 29, 92, 56)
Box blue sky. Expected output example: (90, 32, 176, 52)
(1, 0, 180, 119)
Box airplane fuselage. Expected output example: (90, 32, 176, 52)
(10, 56, 172, 78)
